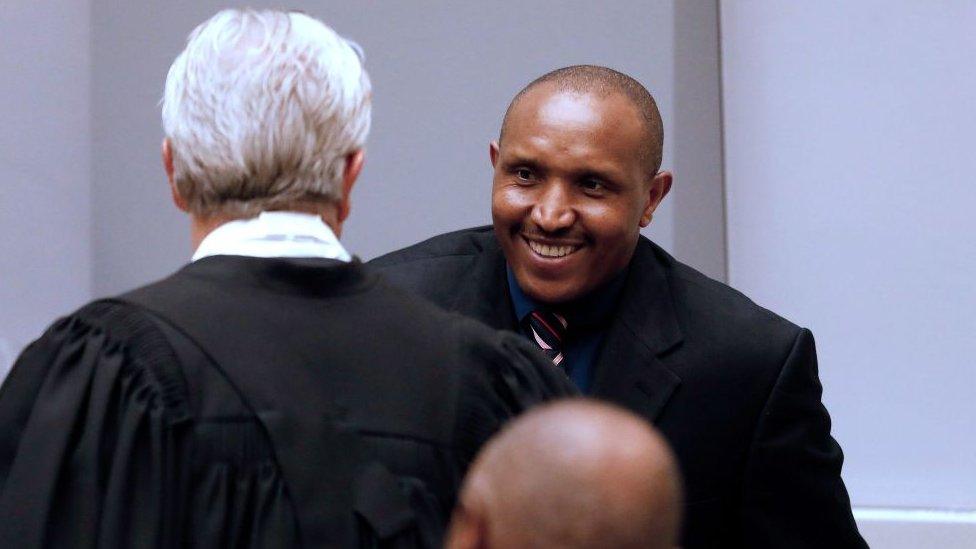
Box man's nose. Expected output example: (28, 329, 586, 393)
(530, 183, 576, 232)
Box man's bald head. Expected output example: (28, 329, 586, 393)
(499, 65, 665, 173)
(446, 399, 683, 549)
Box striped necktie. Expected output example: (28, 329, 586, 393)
(525, 310, 569, 368)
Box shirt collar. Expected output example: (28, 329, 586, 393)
(506, 262, 630, 331)
(191, 211, 352, 262)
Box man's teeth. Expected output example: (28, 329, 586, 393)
(528, 240, 578, 258)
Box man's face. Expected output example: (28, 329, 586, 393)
(491, 86, 671, 304)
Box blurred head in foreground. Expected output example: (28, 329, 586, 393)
(446, 399, 683, 549)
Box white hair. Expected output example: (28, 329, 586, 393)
(161, 9, 371, 216)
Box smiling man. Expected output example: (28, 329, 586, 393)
(491, 81, 669, 308)
(370, 65, 866, 548)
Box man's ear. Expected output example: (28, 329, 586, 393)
(489, 140, 500, 168)
(639, 170, 673, 227)
(162, 138, 188, 212)
(337, 149, 365, 224)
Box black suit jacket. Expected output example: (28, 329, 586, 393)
(370, 227, 866, 548)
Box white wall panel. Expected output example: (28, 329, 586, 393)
(721, 0, 975, 519)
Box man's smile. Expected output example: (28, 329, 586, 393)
(521, 235, 584, 260)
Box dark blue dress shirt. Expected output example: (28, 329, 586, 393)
(506, 265, 628, 394)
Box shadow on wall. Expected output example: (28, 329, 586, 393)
(0, 337, 12, 382)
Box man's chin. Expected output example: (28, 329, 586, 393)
(517, 274, 588, 305)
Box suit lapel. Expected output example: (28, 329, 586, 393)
(451, 235, 519, 331)
(591, 238, 683, 423)
(454, 232, 682, 422)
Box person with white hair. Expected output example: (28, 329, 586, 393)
(0, 9, 574, 548)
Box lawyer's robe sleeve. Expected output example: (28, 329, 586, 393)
(739, 328, 866, 548)
(0, 302, 297, 548)
(0, 303, 189, 548)
(453, 324, 579, 469)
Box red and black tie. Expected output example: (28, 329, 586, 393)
(525, 310, 569, 368)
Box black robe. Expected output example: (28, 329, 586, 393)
(0, 256, 575, 548)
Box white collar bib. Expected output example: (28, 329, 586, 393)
(192, 211, 351, 262)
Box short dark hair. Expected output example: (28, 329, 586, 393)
(499, 65, 664, 173)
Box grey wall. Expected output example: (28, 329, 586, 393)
(672, 0, 725, 282)
(91, 0, 690, 297)
(0, 1, 92, 378)
(720, 1, 976, 545)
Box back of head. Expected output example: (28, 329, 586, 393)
(447, 399, 683, 549)
(161, 9, 371, 217)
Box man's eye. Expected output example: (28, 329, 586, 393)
(514, 168, 535, 181)
(581, 179, 605, 192)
